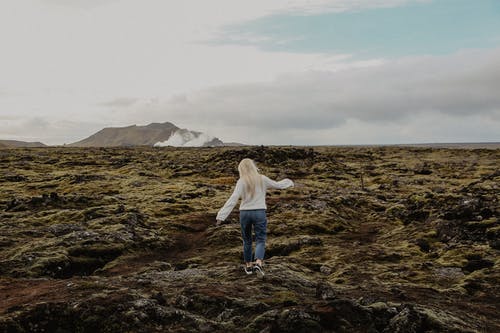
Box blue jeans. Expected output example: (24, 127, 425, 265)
(240, 209, 267, 263)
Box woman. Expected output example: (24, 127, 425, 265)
(216, 158, 294, 275)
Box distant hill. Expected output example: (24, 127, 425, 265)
(0, 140, 47, 148)
(332, 142, 500, 149)
(69, 122, 225, 147)
(399, 142, 500, 149)
(222, 142, 247, 147)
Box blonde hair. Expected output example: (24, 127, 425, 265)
(238, 158, 262, 200)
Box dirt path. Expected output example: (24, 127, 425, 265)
(0, 278, 73, 313)
(95, 213, 214, 277)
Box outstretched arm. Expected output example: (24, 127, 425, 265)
(263, 175, 294, 189)
(216, 180, 242, 222)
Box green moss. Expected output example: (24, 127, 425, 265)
(386, 204, 405, 217)
(435, 247, 490, 267)
(409, 193, 428, 204)
(30, 252, 70, 277)
(261, 290, 299, 306)
(467, 218, 497, 229)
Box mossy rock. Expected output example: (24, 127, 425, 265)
(486, 225, 500, 240)
(386, 204, 406, 218)
(67, 244, 125, 258)
(261, 290, 299, 306)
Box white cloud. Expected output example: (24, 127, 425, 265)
(41, 0, 120, 9)
(0, 0, 424, 95)
(99, 97, 139, 107)
(3, 48, 498, 145)
(0, 117, 105, 145)
(0, 1, 355, 112)
(118, 48, 500, 144)
(0, 0, 498, 145)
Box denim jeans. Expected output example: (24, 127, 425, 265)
(239, 209, 267, 263)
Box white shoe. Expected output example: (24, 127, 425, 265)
(253, 263, 265, 276)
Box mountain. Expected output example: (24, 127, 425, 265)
(0, 140, 47, 148)
(69, 122, 224, 147)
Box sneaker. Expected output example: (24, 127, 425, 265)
(253, 263, 265, 276)
(244, 266, 253, 275)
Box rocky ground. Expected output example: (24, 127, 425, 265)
(0, 146, 498, 333)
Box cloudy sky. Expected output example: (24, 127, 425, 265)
(1, 0, 499, 145)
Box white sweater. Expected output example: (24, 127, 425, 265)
(216, 175, 294, 221)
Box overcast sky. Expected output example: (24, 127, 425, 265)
(1, 0, 499, 145)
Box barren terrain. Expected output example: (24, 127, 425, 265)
(0, 146, 498, 332)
